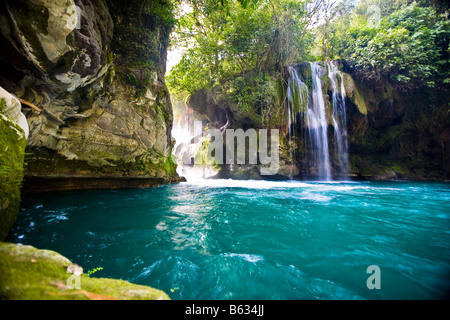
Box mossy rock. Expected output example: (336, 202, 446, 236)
(359, 163, 403, 180)
(342, 73, 367, 115)
(0, 242, 170, 300)
(296, 62, 312, 79)
(228, 165, 262, 180)
(0, 115, 27, 240)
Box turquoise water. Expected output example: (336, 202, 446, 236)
(7, 180, 450, 299)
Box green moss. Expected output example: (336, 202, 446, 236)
(342, 73, 368, 115)
(0, 115, 27, 240)
(0, 98, 6, 113)
(107, 0, 175, 73)
(354, 88, 368, 115)
(24, 147, 98, 177)
(388, 164, 404, 174)
(155, 100, 170, 124)
(298, 62, 312, 79)
(163, 155, 177, 176)
(0, 242, 170, 300)
(320, 73, 331, 91)
(150, 156, 178, 177)
(193, 137, 221, 170)
(288, 78, 308, 114)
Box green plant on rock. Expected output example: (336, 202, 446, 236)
(87, 267, 104, 277)
(228, 71, 277, 120)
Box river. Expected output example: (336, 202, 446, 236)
(7, 180, 450, 299)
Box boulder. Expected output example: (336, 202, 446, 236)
(0, 242, 170, 300)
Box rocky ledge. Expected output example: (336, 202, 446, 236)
(0, 242, 170, 300)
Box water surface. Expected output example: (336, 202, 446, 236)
(7, 180, 450, 299)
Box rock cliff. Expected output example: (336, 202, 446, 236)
(342, 61, 450, 181)
(0, 0, 180, 192)
(177, 60, 449, 181)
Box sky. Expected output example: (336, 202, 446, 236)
(166, 46, 183, 73)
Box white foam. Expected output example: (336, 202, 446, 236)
(184, 179, 313, 189)
(183, 179, 367, 192)
(222, 253, 264, 263)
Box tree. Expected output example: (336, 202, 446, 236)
(166, 0, 317, 127)
(167, 0, 314, 95)
(351, 3, 449, 89)
(324, 1, 449, 90)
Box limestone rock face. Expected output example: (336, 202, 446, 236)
(343, 64, 450, 180)
(2, 0, 113, 91)
(0, 86, 28, 138)
(0, 0, 179, 190)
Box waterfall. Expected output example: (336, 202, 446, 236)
(171, 100, 220, 181)
(285, 61, 349, 180)
(327, 61, 350, 178)
(172, 61, 350, 182)
(308, 62, 332, 180)
(286, 66, 308, 178)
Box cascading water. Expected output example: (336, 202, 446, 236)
(327, 61, 350, 178)
(171, 100, 220, 181)
(308, 62, 332, 180)
(286, 66, 308, 178)
(172, 61, 349, 181)
(285, 61, 349, 180)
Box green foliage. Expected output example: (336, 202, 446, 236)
(167, 0, 448, 127)
(0, 98, 6, 113)
(166, 1, 312, 91)
(228, 72, 275, 113)
(166, 48, 212, 94)
(167, 0, 313, 128)
(328, 1, 450, 90)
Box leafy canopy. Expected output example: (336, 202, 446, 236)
(167, 0, 314, 96)
(167, 0, 449, 112)
(327, 1, 450, 90)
